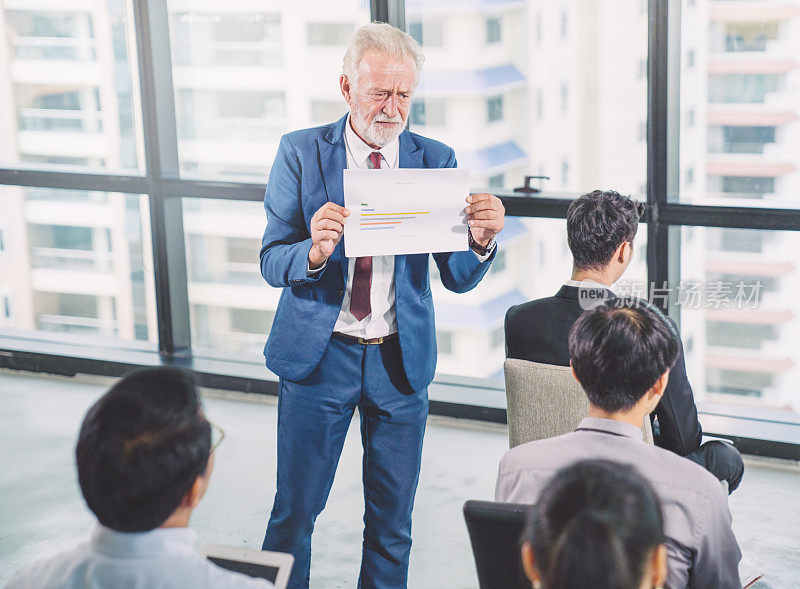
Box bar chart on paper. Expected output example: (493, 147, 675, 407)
(343, 168, 470, 257)
(359, 204, 431, 231)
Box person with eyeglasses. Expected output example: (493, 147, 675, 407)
(5, 367, 268, 589)
(520, 460, 668, 589)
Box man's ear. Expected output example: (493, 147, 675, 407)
(520, 542, 542, 587)
(182, 453, 215, 510)
(651, 544, 668, 588)
(340, 74, 353, 104)
(652, 370, 669, 397)
(615, 241, 631, 265)
(643, 370, 669, 412)
(182, 476, 205, 510)
(569, 361, 582, 386)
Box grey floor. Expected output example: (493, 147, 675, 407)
(0, 371, 798, 588)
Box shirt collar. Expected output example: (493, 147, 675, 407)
(345, 113, 399, 169)
(576, 417, 643, 441)
(91, 524, 198, 558)
(564, 279, 613, 290)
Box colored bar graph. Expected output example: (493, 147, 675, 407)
(359, 202, 430, 231)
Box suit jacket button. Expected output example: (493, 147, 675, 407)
(339, 289, 344, 296)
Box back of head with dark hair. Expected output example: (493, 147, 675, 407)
(566, 190, 644, 271)
(524, 460, 664, 589)
(76, 367, 211, 532)
(568, 298, 680, 412)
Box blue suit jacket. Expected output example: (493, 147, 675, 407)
(259, 115, 496, 391)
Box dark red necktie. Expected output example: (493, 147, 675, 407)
(349, 152, 382, 321)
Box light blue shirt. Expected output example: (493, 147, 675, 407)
(5, 525, 273, 589)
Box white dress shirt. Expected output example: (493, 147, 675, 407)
(331, 116, 401, 338)
(311, 115, 494, 339)
(5, 525, 273, 589)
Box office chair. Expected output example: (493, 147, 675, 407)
(504, 358, 654, 448)
(463, 500, 531, 589)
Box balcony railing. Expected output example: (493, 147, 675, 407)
(211, 40, 282, 67)
(172, 40, 282, 67)
(725, 35, 770, 52)
(36, 314, 117, 335)
(13, 36, 97, 61)
(189, 262, 263, 286)
(709, 141, 772, 154)
(180, 116, 284, 142)
(30, 247, 114, 272)
(18, 108, 103, 133)
(24, 189, 109, 204)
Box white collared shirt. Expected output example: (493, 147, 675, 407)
(329, 116, 401, 338)
(6, 525, 272, 589)
(312, 114, 493, 338)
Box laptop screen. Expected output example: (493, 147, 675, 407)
(207, 556, 279, 584)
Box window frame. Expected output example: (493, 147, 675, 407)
(0, 0, 799, 458)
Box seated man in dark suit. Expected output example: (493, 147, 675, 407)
(505, 190, 743, 491)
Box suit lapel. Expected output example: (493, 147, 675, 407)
(399, 131, 424, 169)
(318, 116, 347, 207)
(395, 131, 424, 282)
(317, 115, 349, 285)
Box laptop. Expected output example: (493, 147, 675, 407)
(200, 544, 294, 589)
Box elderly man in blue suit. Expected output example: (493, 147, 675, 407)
(259, 23, 505, 589)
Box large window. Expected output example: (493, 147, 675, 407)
(406, 0, 648, 196)
(166, 3, 369, 181)
(0, 186, 154, 347)
(183, 198, 272, 364)
(432, 217, 647, 382)
(679, 1, 800, 208)
(674, 226, 800, 418)
(669, 0, 800, 425)
(0, 0, 799, 449)
(0, 1, 143, 172)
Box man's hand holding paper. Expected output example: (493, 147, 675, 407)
(342, 168, 504, 257)
(465, 191, 505, 248)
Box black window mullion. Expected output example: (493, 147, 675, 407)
(0, 167, 147, 194)
(371, 0, 405, 29)
(132, 0, 190, 356)
(647, 0, 679, 316)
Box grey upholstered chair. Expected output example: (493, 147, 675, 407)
(503, 358, 654, 448)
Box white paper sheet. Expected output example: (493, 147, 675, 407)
(343, 168, 470, 257)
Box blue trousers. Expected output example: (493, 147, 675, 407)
(262, 334, 428, 589)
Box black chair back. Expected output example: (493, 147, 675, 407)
(463, 500, 532, 589)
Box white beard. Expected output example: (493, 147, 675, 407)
(350, 100, 404, 147)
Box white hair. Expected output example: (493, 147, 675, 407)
(342, 22, 425, 90)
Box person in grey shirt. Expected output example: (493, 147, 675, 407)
(6, 368, 272, 589)
(496, 298, 742, 589)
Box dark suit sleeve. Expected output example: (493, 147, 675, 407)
(505, 306, 517, 359)
(432, 148, 496, 293)
(654, 317, 703, 456)
(259, 134, 324, 288)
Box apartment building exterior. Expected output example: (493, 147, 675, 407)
(0, 0, 153, 348)
(694, 0, 800, 412)
(0, 0, 797, 405)
(0, 0, 533, 378)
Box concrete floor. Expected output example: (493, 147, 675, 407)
(0, 370, 798, 588)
